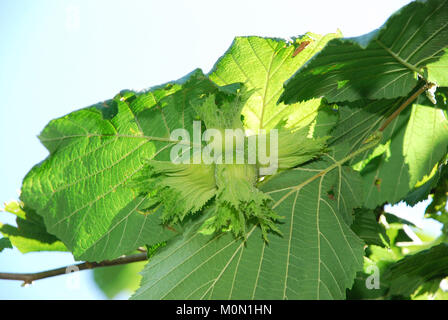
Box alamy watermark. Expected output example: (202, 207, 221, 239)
(169, 121, 279, 175)
(365, 264, 380, 290)
(65, 265, 80, 290)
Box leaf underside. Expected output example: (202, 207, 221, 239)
(133, 150, 364, 300)
(20, 70, 225, 261)
(280, 0, 448, 104)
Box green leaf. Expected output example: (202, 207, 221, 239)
(361, 96, 448, 208)
(132, 149, 365, 300)
(20, 69, 227, 261)
(280, 0, 448, 104)
(209, 33, 340, 132)
(383, 212, 415, 227)
(404, 163, 443, 206)
(329, 99, 396, 164)
(0, 237, 12, 252)
(425, 164, 448, 226)
(325, 84, 448, 209)
(93, 261, 146, 299)
(426, 48, 448, 86)
(0, 201, 66, 253)
(347, 257, 390, 300)
(383, 243, 448, 297)
(383, 213, 415, 245)
(309, 103, 339, 138)
(412, 287, 448, 300)
(351, 208, 389, 247)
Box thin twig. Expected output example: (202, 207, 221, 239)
(0, 252, 148, 285)
(379, 82, 433, 132)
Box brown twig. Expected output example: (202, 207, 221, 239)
(379, 82, 433, 132)
(0, 252, 148, 285)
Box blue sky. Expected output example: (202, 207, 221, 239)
(1, 0, 437, 299)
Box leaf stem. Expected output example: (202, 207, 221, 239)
(379, 83, 433, 132)
(272, 134, 382, 209)
(376, 40, 424, 77)
(0, 252, 147, 285)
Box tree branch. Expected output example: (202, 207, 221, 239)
(379, 82, 433, 132)
(0, 252, 148, 285)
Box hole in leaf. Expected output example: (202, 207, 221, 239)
(374, 178, 382, 191)
(327, 188, 335, 200)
